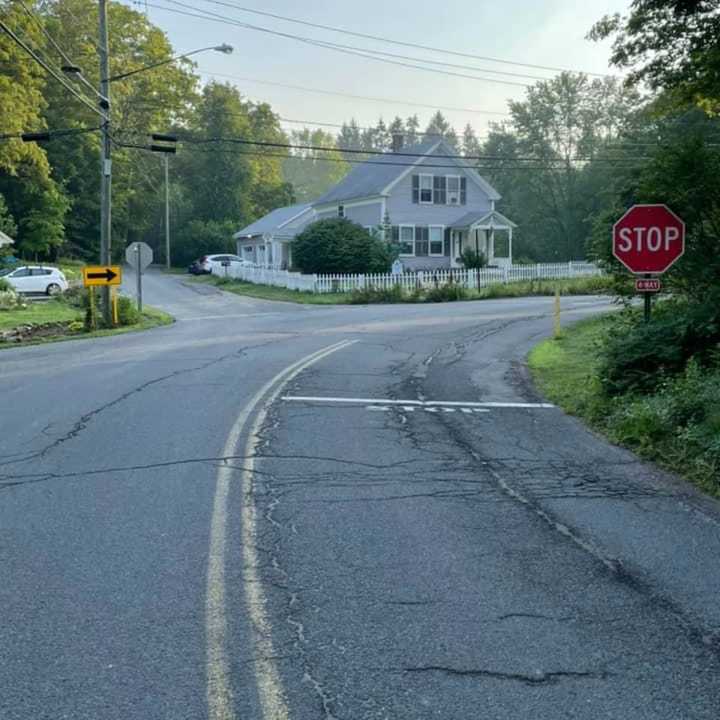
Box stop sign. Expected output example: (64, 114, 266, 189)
(612, 204, 685, 274)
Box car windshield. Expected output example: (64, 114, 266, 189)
(0, 268, 12, 277)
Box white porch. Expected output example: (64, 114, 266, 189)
(237, 233, 292, 269)
(449, 210, 516, 268)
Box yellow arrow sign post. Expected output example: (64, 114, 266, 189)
(83, 266, 122, 328)
(82, 265, 122, 287)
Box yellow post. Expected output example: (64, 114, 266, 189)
(553, 287, 561, 339)
(112, 287, 119, 325)
(89, 286, 96, 331)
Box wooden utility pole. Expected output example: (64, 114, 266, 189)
(98, 0, 112, 325)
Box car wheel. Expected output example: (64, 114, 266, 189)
(46, 283, 61, 296)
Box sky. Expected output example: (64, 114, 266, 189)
(123, 0, 630, 138)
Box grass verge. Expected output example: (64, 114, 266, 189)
(190, 273, 612, 305)
(529, 314, 720, 498)
(0, 299, 173, 347)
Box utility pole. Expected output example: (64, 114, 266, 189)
(164, 154, 171, 269)
(98, 0, 112, 325)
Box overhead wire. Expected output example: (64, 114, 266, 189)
(176, 143, 645, 171)
(144, 0, 531, 88)
(16, 0, 106, 102)
(0, 19, 109, 122)
(196, 70, 509, 116)
(162, 134, 657, 164)
(188, 0, 613, 78)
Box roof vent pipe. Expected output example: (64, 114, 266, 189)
(391, 133, 404, 153)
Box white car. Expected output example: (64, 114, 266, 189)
(0, 266, 69, 295)
(202, 254, 255, 275)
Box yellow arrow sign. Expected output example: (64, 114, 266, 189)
(82, 265, 122, 287)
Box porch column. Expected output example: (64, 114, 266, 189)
(489, 228, 495, 264)
(508, 228, 513, 266)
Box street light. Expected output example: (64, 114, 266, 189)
(104, 44, 234, 83)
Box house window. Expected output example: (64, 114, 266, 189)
(447, 175, 461, 205)
(399, 225, 415, 256)
(460, 177, 467, 205)
(415, 226, 429, 256)
(429, 226, 444, 256)
(338, 205, 345, 218)
(419, 174, 433, 204)
(433, 176, 447, 204)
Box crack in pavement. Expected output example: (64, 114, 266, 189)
(402, 666, 609, 685)
(0, 337, 295, 471)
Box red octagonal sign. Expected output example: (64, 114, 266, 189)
(613, 204, 685, 274)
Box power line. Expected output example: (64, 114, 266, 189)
(16, 0, 105, 102)
(145, 0, 531, 88)
(167, 134, 655, 163)
(0, 126, 100, 142)
(190, 0, 613, 78)
(178, 144, 643, 171)
(197, 70, 510, 117)
(0, 19, 109, 122)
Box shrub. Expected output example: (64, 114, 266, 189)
(292, 218, 392, 274)
(424, 283, 468, 302)
(0, 280, 25, 309)
(116, 295, 141, 326)
(598, 300, 720, 396)
(460, 248, 487, 269)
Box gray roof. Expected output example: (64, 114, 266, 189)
(313, 138, 439, 206)
(450, 210, 517, 229)
(234, 203, 311, 239)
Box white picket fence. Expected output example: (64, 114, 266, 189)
(214, 261, 602, 294)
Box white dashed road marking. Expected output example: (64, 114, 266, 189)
(281, 395, 554, 409)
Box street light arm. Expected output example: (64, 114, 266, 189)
(105, 44, 232, 83)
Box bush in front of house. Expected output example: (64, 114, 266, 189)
(292, 218, 392, 274)
(459, 248, 488, 269)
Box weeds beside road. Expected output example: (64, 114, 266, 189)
(530, 309, 720, 498)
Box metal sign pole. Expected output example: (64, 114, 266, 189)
(643, 274, 652, 323)
(136, 245, 143, 313)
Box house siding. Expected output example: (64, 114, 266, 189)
(385, 150, 492, 226)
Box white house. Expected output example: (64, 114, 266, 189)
(235, 137, 516, 270)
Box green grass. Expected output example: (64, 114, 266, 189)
(528, 316, 612, 420)
(191, 273, 611, 305)
(0, 297, 173, 347)
(0, 299, 81, 331)
(529, 314, 720, 497)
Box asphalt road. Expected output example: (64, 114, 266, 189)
(2, 271, 719, 720)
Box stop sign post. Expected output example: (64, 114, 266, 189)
(612, 204, 685, 321)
